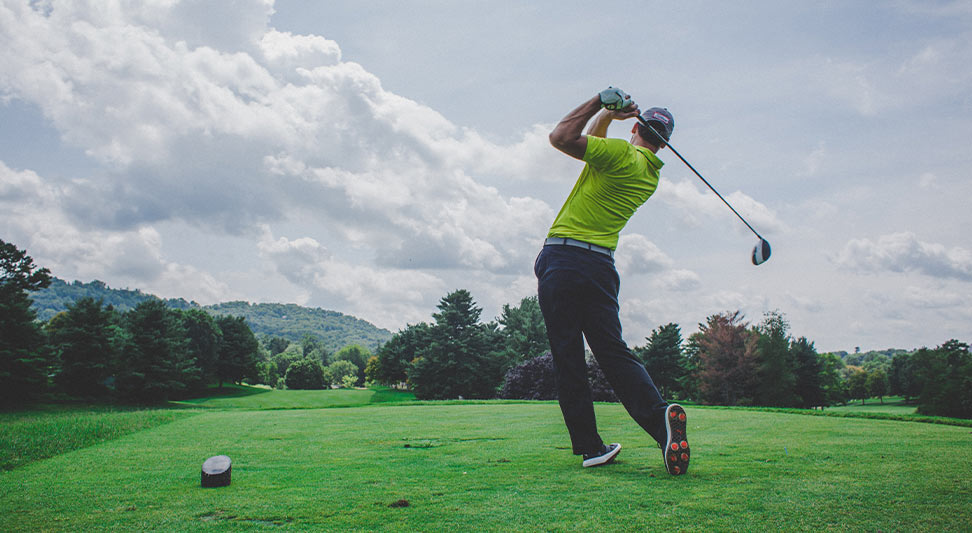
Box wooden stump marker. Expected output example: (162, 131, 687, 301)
(201, 455, 232, 488)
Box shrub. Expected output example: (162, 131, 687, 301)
(284, 358, 324, 390)
(498, 352, 620, 402)
(500, 353, 557, 400)
(587, 356, 618, 402)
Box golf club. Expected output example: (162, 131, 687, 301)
(634, 113, 772, 266)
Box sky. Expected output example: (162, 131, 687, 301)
(1, 0, 970, 353)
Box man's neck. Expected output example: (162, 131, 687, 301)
(630, 135, 661, 154)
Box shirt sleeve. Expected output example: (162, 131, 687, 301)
(582, 136, 631, 172)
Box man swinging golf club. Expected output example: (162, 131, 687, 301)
(535, 87, 689, 474)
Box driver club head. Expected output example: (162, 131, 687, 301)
(752, 238, 771, 266)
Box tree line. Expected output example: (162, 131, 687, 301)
(0, 239, 374, 405)
(4, 238, 969, 418)
(368, 290, 971, 419)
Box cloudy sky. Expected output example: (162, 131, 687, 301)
(2, 0, 970, 352)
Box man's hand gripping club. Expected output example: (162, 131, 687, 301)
(550, 86, 640, 160)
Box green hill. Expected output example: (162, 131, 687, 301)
(205, 300, 392, 351)
(29, 278, 392, 351)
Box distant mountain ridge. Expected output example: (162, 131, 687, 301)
(30, 278, 393, 351)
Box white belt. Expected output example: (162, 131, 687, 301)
(544, 237, 614, 258)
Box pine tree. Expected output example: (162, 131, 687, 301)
(497, 296, 549, 365)
(754, 311, 798, 407)
(180, 308, 222, 391)
(215, 315, 261, 387)
(633, 323, 687, 400)
(790, 337, 824, 408)
(48, 297, 120, 398)
(408, 290, 505, 400)
(117, 300, 196, 402)
(0, 239, 52, 405)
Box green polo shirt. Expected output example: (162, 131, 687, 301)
(547, 135, 663, 250)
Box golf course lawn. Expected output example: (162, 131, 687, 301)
(824, 396, 920, 416)
(1, 392, 970, 531)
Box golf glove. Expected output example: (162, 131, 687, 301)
(599, 86, 634, 110)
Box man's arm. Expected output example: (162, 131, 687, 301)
(585, 109, 633, 138)
(548, 96, 601, 160)
(549, 92, 641, 160)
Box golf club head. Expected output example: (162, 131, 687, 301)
(752, 238, 771, 266)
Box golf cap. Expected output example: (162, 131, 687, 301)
(641, 107, 674, 141)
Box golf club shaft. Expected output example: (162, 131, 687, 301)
(635, 115, 764, 241)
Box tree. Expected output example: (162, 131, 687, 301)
(271, 347, 304, 382)
(497, 296, 548, 366)
(0, 239, 52, 405)
(364, 356, 380, 384)
(47, 298, 120, 398)
(301, 334, 328, 363)
(285, 358, 325, 390)
(695, 311, 758, 405)
(334, 344, 372, 386)
(791, 337, 824, 408)
(914, 340, 972, 419)
(215, 315, 261, 387)
(866, 368, 889, 404)
(408, 290, 506, 400)
(754, 311, 798, 407)
(116, 300, 195, 402)
(680, 336, 703, 401)
(180, 309, 221, 391)
(265, 336, 290, 357)
(818, 352, 847, 406)
(889, 351, 917, 401)
(846, 367, 869, 404)
(255, 359, 280, 388)
(373, 322, 430, 386)
(633, 323, 687, 400)
(328, 360, 358, 388)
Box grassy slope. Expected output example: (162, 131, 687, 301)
(1, 397, 970, 532)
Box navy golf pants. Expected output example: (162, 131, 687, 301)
(535, 244, 669, 455)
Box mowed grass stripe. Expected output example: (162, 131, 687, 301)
(1, 404, 970, 532)
(0, 407, 199, 471)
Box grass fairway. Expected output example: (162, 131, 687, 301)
(826, 396, 919, 416)
(174, 385, 417, 410)
(2, 396, 971, 532)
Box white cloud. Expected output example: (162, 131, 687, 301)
(0, 0, 557, 274)
(918, 172, 939, 189)
(813, 57, 892, 116)
(2, 0, 970, 352)
(801, 141, 826, 177)
(256, 227, 444, 328)
(834, 232, 972, 281)
(654, 178, 782, 236)
(615, 233, 674, 274)
(0, 160, 232, 303)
